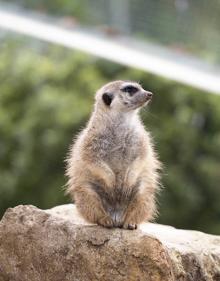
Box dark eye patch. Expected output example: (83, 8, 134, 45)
(121, 85, 138, 95)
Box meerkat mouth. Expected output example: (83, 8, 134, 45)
(144, 96, 152, 105)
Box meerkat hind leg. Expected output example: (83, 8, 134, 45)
(74, 188, 114, 228)
(122, 193, 154, 230)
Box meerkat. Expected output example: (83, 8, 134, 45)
(66, 80, 161, 230)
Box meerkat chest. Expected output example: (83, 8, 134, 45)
(94, 125, 143, 170)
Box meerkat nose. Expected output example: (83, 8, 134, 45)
(145, 91, 153, 99)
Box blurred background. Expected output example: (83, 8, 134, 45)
(0, 0, 220, 234)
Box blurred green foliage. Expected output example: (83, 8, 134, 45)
(0, 37, 220, 234)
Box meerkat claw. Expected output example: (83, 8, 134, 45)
(123, 223, 137, 230)
(98, 216, 114, 228)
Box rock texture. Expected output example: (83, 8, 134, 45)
(0, 204, 219, 281)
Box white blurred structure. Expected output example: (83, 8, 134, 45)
(0, 5, 219, 94)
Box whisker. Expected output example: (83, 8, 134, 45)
(141, 107, 159, 120)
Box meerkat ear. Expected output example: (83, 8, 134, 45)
(102, 92, 113, 106)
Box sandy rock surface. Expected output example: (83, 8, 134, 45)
(0, 204, 219, 281)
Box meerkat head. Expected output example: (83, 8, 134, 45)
(95, 80, 153, 113)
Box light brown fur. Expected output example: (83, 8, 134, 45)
(66, 80, 161, 230)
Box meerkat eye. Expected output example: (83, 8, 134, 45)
(121, 85, 138, 96)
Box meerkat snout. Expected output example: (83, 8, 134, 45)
(66, 80, 161, 230)
(144, 91, 153, 100)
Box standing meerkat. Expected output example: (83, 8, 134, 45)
(66, 80, 161, 230)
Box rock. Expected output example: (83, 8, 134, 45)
(0, 204, 219, 281)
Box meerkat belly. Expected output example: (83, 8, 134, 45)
(93, 180, 131, 226)
(93, 131, 142, 223)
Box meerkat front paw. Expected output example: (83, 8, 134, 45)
(122, 222, 137, 230)
(98, 216, 114, 228)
